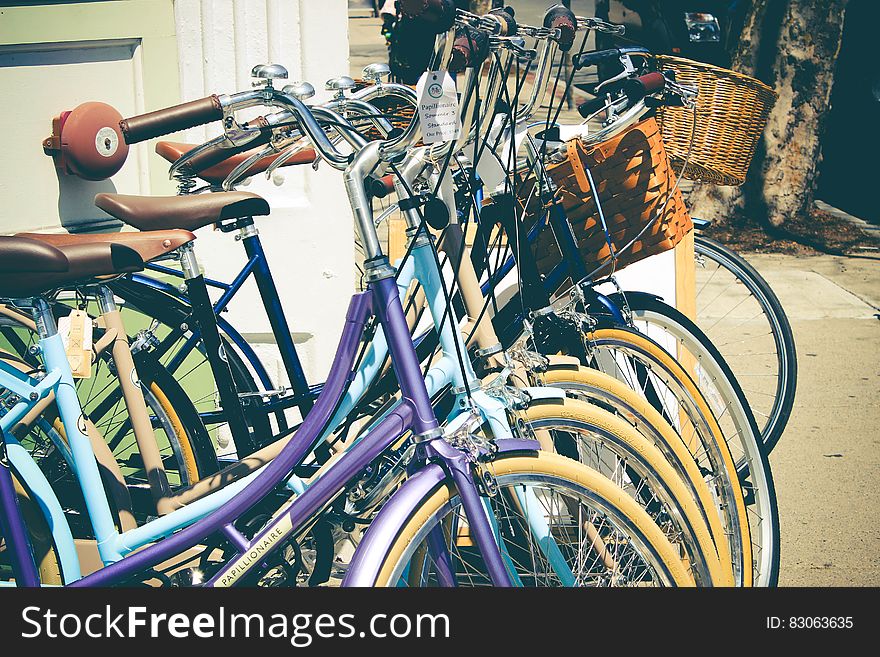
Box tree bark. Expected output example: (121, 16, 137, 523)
(687, 0, 848, 227)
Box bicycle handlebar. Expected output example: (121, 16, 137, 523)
(572, 46, 649, 70)
(577, 71, 666, 118)
(119, 95, 224, 144)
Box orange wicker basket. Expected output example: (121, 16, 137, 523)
(519, 117, 692, 290)
(654, 55, 777, 186)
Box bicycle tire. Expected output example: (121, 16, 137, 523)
(365, 450, 696, 587)
(519, 397, 731, 585)
(586, 325, 779, 586)
(0, 307, 219, 495)
(693, 234, 797, 451)
(535, 363, 733, 576)
(107, 277, 278, 450)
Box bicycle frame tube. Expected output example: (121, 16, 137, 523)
(128, 272, 275, 394)
(178, 251, 258, 456)
(141, 227, 313, 412)
(0, 428, 40, 587)
(324, 237, 515, 443)
(69, 288, 375, 585)
(69, 275, 513, 587)
(239, 229, 313, 412)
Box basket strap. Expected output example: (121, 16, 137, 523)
(566, 140, 592, 194)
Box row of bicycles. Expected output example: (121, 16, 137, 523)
(0, 0, 795, 587)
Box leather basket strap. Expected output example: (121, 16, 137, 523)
(566, 140, 592, 194)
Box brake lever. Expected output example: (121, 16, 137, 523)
(221, 143, 276, 191)
(168, 134, 225, 178)
(168, 125, 266, 178)
(491, 36, 538, 62)
(264, 139, 311, 179)
(594, 53, 637, 94)
(665, 77, 698, 107)
(576, 17, 625, 35)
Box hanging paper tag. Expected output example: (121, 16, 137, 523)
(415, 70, 460, 145)
(58, 309, 93, 379)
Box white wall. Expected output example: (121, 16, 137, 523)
(0, 1, 180, 233)
(172, 0, 353, 387)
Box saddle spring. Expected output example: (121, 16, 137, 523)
(173, 167, 198, 195)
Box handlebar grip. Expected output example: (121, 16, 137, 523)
(577, 95, 609, 119)
(450, 27, 490, 74)
(622, 71, 666, 101)
(185, 127, 273, 173)
(119, 95, 224, 144)
(572, 48, 620, 70)
(544, 4, 577, 52)
(487, 7, 517, 36)
(367, 174, 396, 199)
(398, 0, 457, 33)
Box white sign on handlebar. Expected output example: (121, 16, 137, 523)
(416, 70, 460, 145)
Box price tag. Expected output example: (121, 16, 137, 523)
(58, 309, 93, 379)
(416, 70, 460, 144)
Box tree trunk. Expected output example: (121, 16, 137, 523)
(688, 0, 848, 227)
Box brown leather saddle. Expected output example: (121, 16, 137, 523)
(16, 229, 195, 263)
(95, 191, 270, 232)
(155, 141, 317, 186)
(0, 235, 144, 298)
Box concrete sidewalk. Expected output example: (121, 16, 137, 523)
(742, 252, 879, 585)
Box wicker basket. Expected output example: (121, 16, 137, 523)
(520, 117, 692, 290)
(654, 55, 777, 186)
(352, 80, 416, 142)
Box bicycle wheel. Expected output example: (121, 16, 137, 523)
(534, 364, 733, 577)
(0, 306, 218, 494)
(108, 277, 280, 451)
(693, 235, 797, 450)
(585, 326, 779, 586)
(520, 397, 730, 585)
(365, 450, 695, 587)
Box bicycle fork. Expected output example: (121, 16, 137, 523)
(421, 438, 515, 587)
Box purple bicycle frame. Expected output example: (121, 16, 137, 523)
(66, 275, 515, 587)
(0, 429, 40, 587)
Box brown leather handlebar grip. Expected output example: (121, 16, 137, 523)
(119, 95, 224, 144)
(450, 27, 489, 74)
(544, 5, 577, 52)
(624, 72, 666, 100)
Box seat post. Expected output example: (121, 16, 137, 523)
(178, 243, 258, 456)
(31, 297, 58, 340)
(95, 286, 174, 513)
